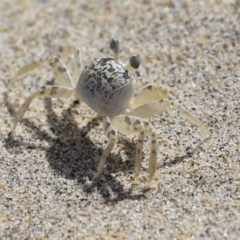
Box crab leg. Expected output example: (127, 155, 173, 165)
(57, 46, 82, 85)
(93, 116, 117, 180)
(112, 115, 157, 186)
(130, 99, 208, 137)
(9, 86, 75, 137)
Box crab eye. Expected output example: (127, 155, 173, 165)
(129, 56, 140, 69)
(109, 38, 120, 54)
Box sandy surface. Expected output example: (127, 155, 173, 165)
(0, 0, 239, 239)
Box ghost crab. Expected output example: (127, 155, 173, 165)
(8, 39, 207, 188)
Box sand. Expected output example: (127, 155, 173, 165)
(0, 0, 239, 239)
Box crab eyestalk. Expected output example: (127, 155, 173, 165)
(124, 55, 140, 72)
(130, 56, 140, 69)
(110, 38, 120, 61)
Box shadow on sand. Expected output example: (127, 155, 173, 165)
(4, 90, 147, 203)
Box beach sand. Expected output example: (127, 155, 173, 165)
(0, 1, 239, 239)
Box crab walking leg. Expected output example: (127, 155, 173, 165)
(139, 121, 158, 186)
(58, 46, 82, 86)
(93, 116, 117, 180)
(8, 57, 74, 88)
(173, 102, 208, 137)
(130, 99, 208, 137)
(134, 127, 145, 182)
(10, 86, 75, 136)
(112, 115, 157, 184)
(112, 115, 145, 182)
(147, 131, 158, 187)
(72, 48, 82, 86)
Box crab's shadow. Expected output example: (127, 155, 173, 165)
(4, 91, 146, 202)
(43, 98, 142, 201)
(4, 86, 203, 202)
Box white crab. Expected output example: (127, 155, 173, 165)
(8, 39, 207, 187)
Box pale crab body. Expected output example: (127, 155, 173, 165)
(76, 57, 134, 117)
(8, 39, 207, 188)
